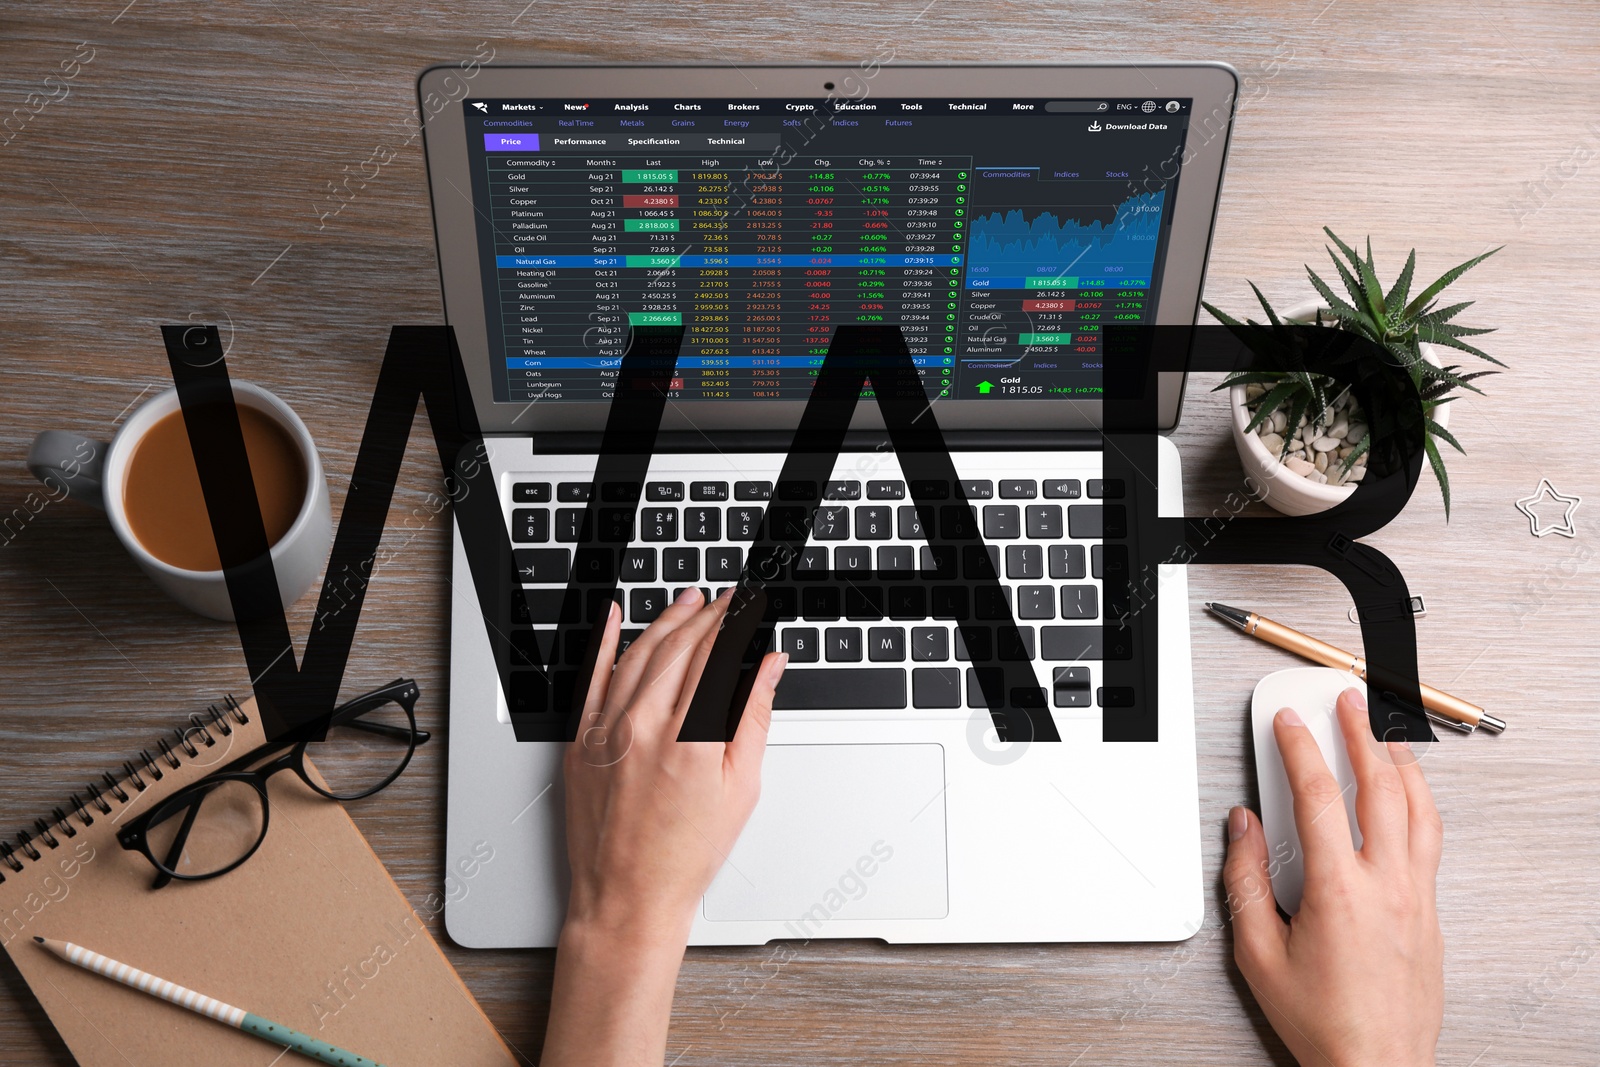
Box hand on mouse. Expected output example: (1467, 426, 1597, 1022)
(1224, 687, 1444, 1067)
(542, 587, 787, 1067)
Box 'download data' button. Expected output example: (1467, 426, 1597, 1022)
(484, 133, 540, 151)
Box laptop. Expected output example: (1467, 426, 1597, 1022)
(419, 63, 1238, 947)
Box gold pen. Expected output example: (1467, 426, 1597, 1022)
(1205, 602, 1506, 734)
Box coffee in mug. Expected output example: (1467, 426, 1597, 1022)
(122, 405, 308, 571)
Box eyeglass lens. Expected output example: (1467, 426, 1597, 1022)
(302, 699, 417, 800)
(145, 778, 266, 878)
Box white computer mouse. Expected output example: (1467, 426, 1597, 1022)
(1250, 667, 1365, 914)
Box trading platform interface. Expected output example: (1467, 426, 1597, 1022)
(464, 97, 1192, 403)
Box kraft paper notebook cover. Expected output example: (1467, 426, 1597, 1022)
(0, 693, 517, 1067)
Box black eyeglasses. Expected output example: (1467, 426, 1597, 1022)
(116, 679, 428, 887)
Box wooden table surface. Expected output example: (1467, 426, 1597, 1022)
(4, 2, 1598, 1063)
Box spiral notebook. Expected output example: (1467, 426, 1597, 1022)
(0, 692, 518, 1067)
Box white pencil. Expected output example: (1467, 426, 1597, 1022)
(35, 937, 385, 1067)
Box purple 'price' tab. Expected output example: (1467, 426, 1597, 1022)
(484, 133, 539, 151)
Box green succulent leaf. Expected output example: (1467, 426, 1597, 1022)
(1412, 300, 1476, 328)
(1418, 361, 1487, 395)
(1427, 334, 1503, 366)
(1201, 299, 1246, 328)
(1326, 251, 1370, 316)
(1384, 338, 1420, 369)
(1245, 379, 1304, 433)
(1384, 249, 1417, 311)
(1422, 322, 1497, 343)
(1356, 236, 1387, 321)
(1402, 245, 1502, 320)
(1427, 417, 1465, 455)
(1323, 226, 1364, 272)
(1249, 281, 1283, 328)
(1305, 268, 1365, 323)
(1424, 434, 1451, 519)
(1420, 376, 1470, 403)
(1216, 370, 1295, 391)
(1340, 432, 1371, 472)
(1286, 391, 1314, 445)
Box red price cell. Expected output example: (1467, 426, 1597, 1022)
(624, 195, 679, 207)
(1022, 299, 1076, 312)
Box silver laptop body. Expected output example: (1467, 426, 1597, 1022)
(420, 63, 1238, 946)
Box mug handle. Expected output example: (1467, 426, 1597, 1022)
(27, 431, 108, 509)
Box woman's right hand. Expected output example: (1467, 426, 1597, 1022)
(1223, 687, 1445, 1067)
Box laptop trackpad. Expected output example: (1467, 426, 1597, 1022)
(704, 744, 948, 924)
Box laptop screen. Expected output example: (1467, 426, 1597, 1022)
(462, 97, 1193, 406)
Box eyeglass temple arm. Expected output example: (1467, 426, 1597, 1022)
(151, 794, 205, 890)
(330, 678, 419, 722)
(345, 718, 430, 744)
(330, 679, 428, 744)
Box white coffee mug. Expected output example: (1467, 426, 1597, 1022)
(26, 382, 332, 621)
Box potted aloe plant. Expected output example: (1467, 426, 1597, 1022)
(1204, 228, 1502, 518)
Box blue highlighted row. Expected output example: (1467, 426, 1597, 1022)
(966, 276, 1151, 289)
(507, 356, 954, 369)
(497, 254, 965, 269)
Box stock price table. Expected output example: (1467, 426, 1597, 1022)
(487, 153, 970, 402)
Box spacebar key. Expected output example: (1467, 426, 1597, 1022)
(772, 669, 906, 709)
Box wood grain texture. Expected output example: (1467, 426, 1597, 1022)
(3, 1, 1598, 1063)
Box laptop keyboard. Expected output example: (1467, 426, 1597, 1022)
(503, 459, 1119, 717)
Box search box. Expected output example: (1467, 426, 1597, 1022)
(1044, 101, 1110, 113)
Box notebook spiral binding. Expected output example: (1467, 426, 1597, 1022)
(0, 696, 250, 883)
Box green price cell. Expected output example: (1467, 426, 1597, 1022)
(624, 219, 679, 232)
(622, 170, 678, 182)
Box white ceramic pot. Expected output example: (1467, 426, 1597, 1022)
(1229, 300, 1448, 516)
